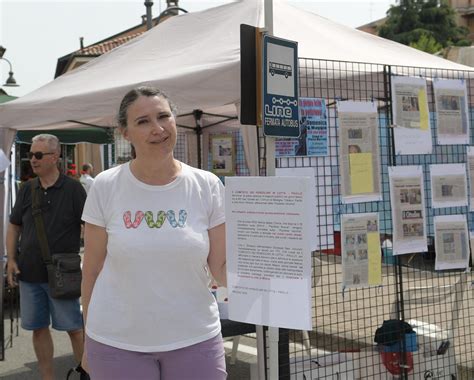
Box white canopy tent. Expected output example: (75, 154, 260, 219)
(2, 0, 473, 180)
(1, 0, 474, 136)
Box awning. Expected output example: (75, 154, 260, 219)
(16, 127, 115, 145)
(0, 94, 17, 104)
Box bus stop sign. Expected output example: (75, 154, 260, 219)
(263, 35, 299, 137)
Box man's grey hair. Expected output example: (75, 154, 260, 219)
(32, 134, 61, 154)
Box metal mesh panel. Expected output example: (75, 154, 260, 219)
(174, 131, 188, 163)
(267, 58, 474, 379)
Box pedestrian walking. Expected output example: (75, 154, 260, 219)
(79, 163, 94, 194)
(6, 133, 87, 380)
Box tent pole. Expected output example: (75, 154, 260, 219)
(193, 110, 203, 169)
(264, 2, 279, 380)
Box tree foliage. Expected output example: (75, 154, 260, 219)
(378, 0, 470, 53)
(409, 33, 442, 53)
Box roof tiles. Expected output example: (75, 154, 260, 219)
(77, 33, 143, 56)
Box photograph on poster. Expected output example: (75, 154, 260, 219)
(391, 76, 432, 155)
(337, 101, 382, 204)
(275, 97, 328, 157)
(434, 215, 469, 270)
(210, 134, 234, 176)
(430, 163, 468, 208)
(433, 78, 470, 145)
(389, 165, 428, 255)
(341, 213, 381, 289)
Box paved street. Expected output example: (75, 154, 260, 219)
(1, 315, 257, 380)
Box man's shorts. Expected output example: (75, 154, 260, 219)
(19, 281, 83, 331)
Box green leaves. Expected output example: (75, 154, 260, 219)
(409, 33, 442, 54)
(377, 0, 470, 52)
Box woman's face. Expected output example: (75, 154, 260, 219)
(122, 95, 177, 157)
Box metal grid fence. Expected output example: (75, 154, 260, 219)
(264, 58, 474, 379)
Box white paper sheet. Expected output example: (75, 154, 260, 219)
(225, 177, 313, 330)
(433, 78, 470, 145)
(434, 215, 469, 270)
(275, 167, 318, 251)
(466, 147, 474, 211)
(276, 164, 334, 249)
(430, 163, 468, 208)
(389, 165, 428, 255)
(391, 76, 432, 155)
(341, 212, 382, 289)
(337, 100, 382, 204)
(0, 149, 10, 172)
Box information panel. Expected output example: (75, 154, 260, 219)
(225, 177, 312, 330)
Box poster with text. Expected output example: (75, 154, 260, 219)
(337, 100, 382, 203)
(275, 167, 319, 251)
(467, 147, 474, 211)
(276, 163, 335, 249)
(225, 177, 313, 330)
(434, 215, 469, 270)
(275, 97, 328, 157)
(430, 163, 468, 209)
(341, 213, 381, 289)
(389, 165, 428, 255)
(391, 76, 432, 155)
(433, 78, 470, 145)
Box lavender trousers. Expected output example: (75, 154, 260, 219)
(85, 333, 227, 380)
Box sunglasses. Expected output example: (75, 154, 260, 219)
(27, 151, 55, 160)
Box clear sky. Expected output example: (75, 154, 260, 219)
(0, 0, 395, 97)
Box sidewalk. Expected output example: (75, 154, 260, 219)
(1, 318, 257, 380)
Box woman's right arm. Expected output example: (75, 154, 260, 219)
(81, 222, 108, 327)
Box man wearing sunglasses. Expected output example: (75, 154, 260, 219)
(6, 134, 87, 380)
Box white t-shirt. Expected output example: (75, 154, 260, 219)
(80, 174, 94, 194)
(82, 162, 225, 352)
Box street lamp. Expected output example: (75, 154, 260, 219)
(0, 46, 19, 87)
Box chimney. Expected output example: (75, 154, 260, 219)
(166, 0, 179, 16)
(79, 37, 84, 50)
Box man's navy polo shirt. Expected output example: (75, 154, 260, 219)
(10, 174, 87, 283)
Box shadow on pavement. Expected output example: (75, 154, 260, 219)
(1, 354, 77, 380)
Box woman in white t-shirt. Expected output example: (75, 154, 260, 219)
(81, 86, 227, 380)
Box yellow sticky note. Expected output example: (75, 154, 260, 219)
(418, 89, 429, 130)
(367, 232, 381, 285)
(350, 153, 373, 194)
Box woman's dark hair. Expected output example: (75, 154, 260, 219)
(117, 86, 177, 159)
(117, 86, 178, 130)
